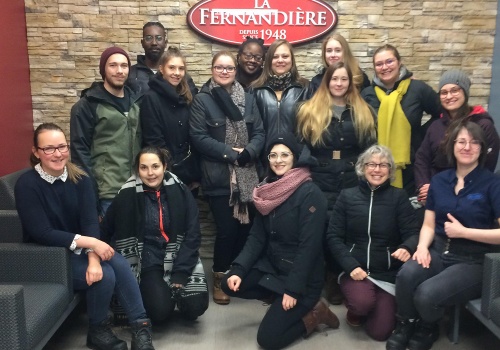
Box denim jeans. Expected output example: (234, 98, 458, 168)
(395, 238, 483, 323)
(71, 252, 147, 325)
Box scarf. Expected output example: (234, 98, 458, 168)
(375, 78, 411, 188)
(209, 79, 259, 223)
(267, 71, 292, 91)
(253, 167, 312, 215)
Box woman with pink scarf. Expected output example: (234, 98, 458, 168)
(221, 133, 339, 349)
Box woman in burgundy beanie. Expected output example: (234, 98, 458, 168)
(221, 133, 339, 349)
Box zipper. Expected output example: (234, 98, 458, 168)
(349, 243, 356, 252)
(387, 247, 391, 269)
(366, 190, 374, 275)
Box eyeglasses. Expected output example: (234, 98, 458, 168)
(374, 58, 397, 69)
(440, 87, 462, 98)
(268, 152, 292, 162)
(364, 162, 391, 170)
(143, 35, 165, 43)
(241, 52, 263, 62)
(213, 65, 236, 73)
(37, 144, 70, 155)
(454, 138, 481, 150)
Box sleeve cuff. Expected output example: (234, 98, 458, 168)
(171, 272, 190, 286)
(70, 234, 83, 255)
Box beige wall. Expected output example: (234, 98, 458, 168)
(25, 0, 498, 131)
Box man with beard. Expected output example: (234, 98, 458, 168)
(127, 21, 197, 94)
(70, 47, 142, 216)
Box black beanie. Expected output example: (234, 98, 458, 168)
(266, 133, 302, 159)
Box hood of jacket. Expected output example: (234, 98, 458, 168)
(372, 65, 413, 92)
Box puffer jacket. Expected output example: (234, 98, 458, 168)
(70, 82, 141, 201)
(326, 180, 419, 283)
(189, 82, 265, 196)
(308, 106, 376, 212)
(362, 68, 441, 195)
(252, 82, 309, 147)
(414, 106, 500, 188)
(230, 149, 327, 303)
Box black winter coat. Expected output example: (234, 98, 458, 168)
(189, 83, 265, 196)
(231, 180, 327, 303)
(326, 180, 419, 283)
(140, 74, 201, 184)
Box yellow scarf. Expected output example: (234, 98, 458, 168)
(375, 78, 411, 188)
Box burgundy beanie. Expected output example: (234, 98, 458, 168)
(99, 46, 131, 79)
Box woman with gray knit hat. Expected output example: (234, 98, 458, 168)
(414, 69, 500, 205)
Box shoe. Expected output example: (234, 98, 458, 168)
(325, 271, 343, 305)
(346, 310, 363, 327)
(130, 318, 155, 350)
(302, 298, 340, 337)
(408, 321, 439, 350)
(86, 320, 127, 350)
(213, 271, 230, 305)
(386, 318, 416, 350)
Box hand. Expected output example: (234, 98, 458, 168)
(417, 184, 429, 204)
(86, 261, 103, 286)
(445, 213, 466, 239)
(412, 246, 431, 268)
(227, 275, 242, 292)
(392, 248, 411, 262)
(232, 147, 244, 153)
(172, 283, 184, 289)
(349, 267, 368, 281)
(92, 239, 115, 261)
(282, 293, 297, 311)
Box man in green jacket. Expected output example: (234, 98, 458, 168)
(70, 46, 142, 215)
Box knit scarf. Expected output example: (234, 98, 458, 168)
(209, 80, 259, 223)
(375, 78, 411, 188)
(253, 167, 312, 215)
(267, 71, 292, 91)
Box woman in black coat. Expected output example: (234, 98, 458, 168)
(140, 46, 200, 188)
(222, 133, 339, 350)
(326, 145, 419, 341)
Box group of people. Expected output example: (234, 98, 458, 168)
(13, 20, 500, 350)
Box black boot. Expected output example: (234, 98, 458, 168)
(408, 320, 439, 350)
(86, 320, 127, 350)
(386, 318, 416, 350)
(130, 318, 155, 350)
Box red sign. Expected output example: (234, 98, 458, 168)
(187, 0, 338, 46)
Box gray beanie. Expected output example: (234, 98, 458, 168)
(438, 69, 471, 98)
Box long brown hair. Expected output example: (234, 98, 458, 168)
(296, 62, 376, 147)
(30, 123, 87, 183)
(158, 46, 193, 103)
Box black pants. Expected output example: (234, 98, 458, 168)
(139, 269, 208, 323)
(208, 195, 254, 272)
(221, 269, 314, 350)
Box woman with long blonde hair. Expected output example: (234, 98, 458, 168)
(310, 33, 370, 94)
(297, 61, 376, 305)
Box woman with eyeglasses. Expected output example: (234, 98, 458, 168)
(326, 145, 419, 341)
(251, 39, 310, 148)
(387, 121, 500, 350)
(414, 69, 499, 205)
(140, 47, 201, 191)
(310, 33, 371, 95)
(14, 123, 155, 350)
(221, 133, 339, 349)
(362, 44, 441, 196)
(189, 50, 265, 305)
(236, 37, 266, 91)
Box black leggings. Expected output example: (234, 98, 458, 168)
(139, 269, 208, 323)
(221, 269, 314, 349)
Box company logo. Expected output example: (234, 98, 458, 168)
(187, 0, 338, 46)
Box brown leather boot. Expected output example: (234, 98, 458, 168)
(325, 271, 343, 305)
(213, 272, 230, 305)
(302, 298, 340, 337)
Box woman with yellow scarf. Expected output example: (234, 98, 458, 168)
(362, 44, 440, 197)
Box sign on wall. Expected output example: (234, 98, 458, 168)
(187, 0, 338, 46)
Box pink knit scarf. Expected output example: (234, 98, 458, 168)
(253, 167, 312, 215)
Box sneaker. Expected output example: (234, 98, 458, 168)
(386, 318, 416, 350)
(408, 321, 439, 350)
(86, 320, 127, 350)
(346, 310, 363, 327)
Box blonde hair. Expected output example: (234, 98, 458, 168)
(296, 62, 376, 147)
(159, 47, 193, 103)
(321, 34, 365, 91)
